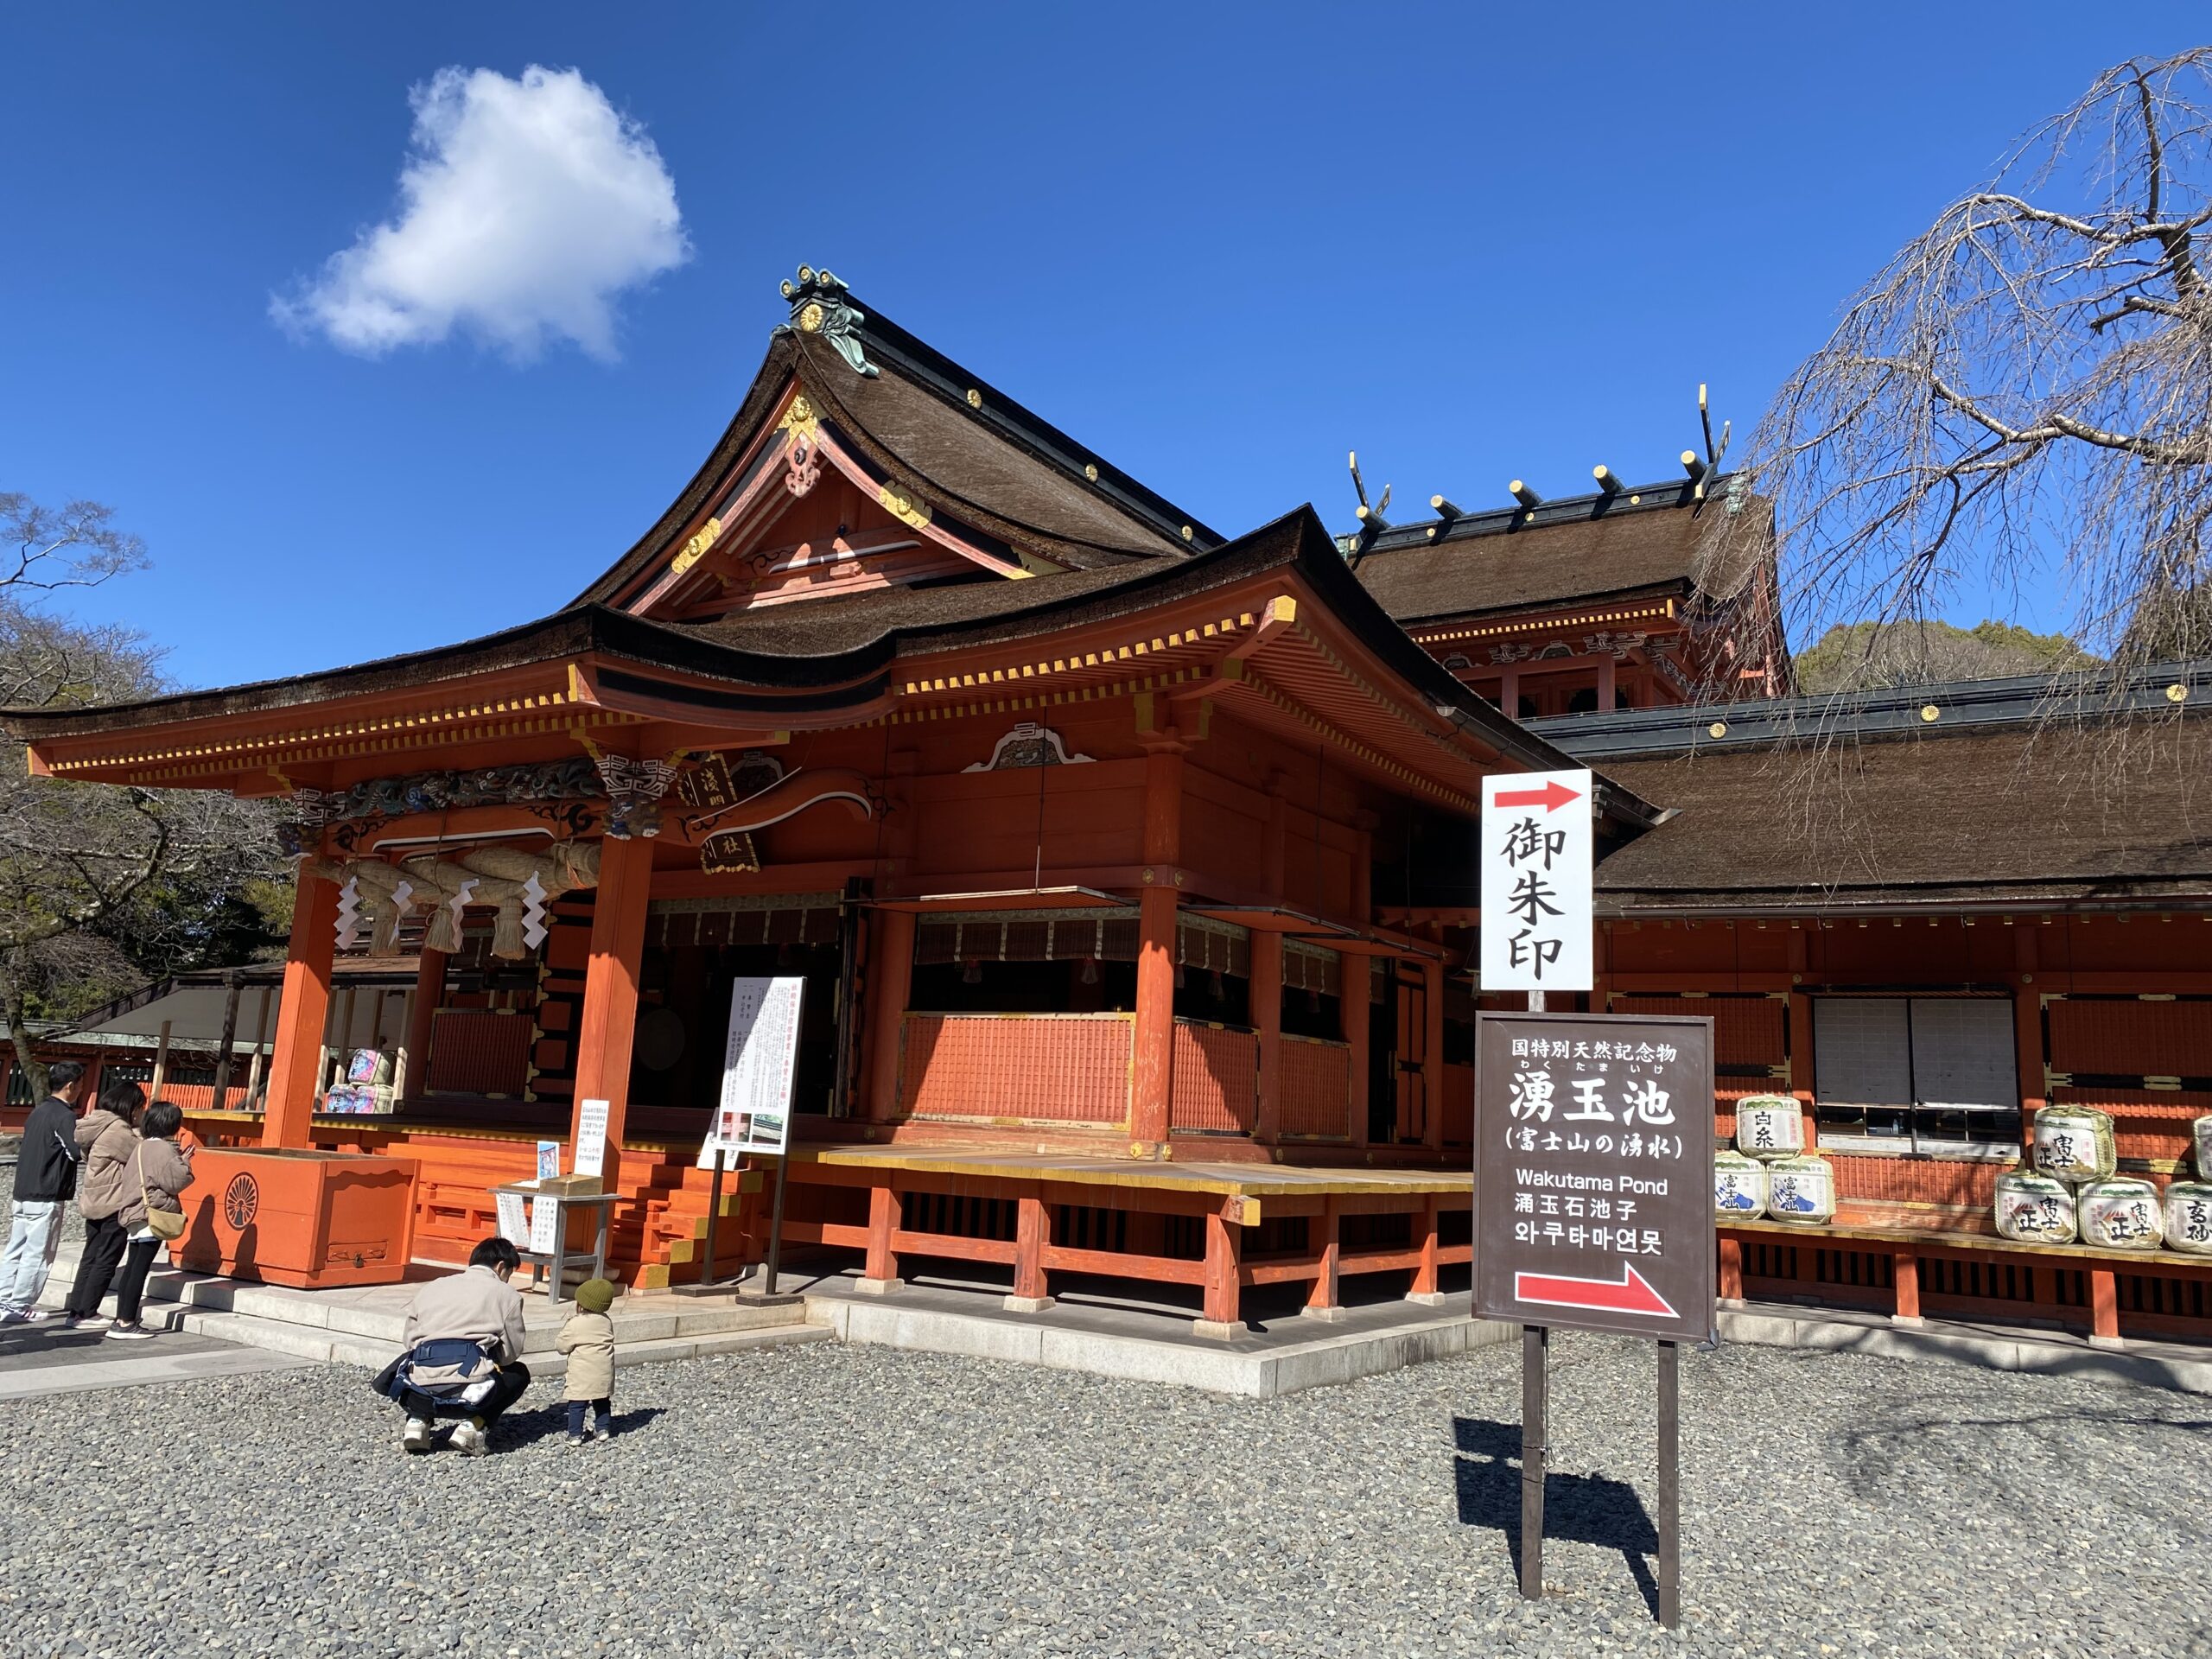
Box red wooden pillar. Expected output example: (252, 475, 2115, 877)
(1596, 652, 1617, 712)
(1304, 1197, 1343, 1319)
(1198, 1207, 1242, 1333)
(260, 865, 340, 1149)
(402, 946, 446, 1101)
(2089, 1267, 2120, 1344)
(1130, 742, 1185, 1154)
(1250, 930, 1284, 1144)
(1343, 952, 1370, 1143)
(570, 832, 654, 1186)
(863, 908, 916, 1123)
(1421, 957, 1446, 1151)
(1892, 1248, 1922, 1324)
(1007, 1191, 1053, 1311)
(861, 1182, 901, 1291)
(1409, 1194, 1443, 1302)
(1719, 1235, 1745, 1302)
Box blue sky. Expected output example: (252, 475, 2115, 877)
(3, 4, 2205, 689)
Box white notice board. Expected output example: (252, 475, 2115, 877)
(697, 976, 804, 1168)
(1478, 769, 1593, 993)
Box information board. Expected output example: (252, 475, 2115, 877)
(574, 1098, 610, 1179)
(697, 976, 804, 1167)
(1478, 770, 1593, 993)
(1473, 1011, 1715, 1343)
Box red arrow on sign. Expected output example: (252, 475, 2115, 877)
(1515, 1262, 1676, 1320)
(1491, 779, 1582, 812)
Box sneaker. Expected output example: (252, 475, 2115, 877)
(564, 1433, 585, 1447)
(16, 1308, 51, 1324)
(0, 1308, 24, 1325)
(104, 1322, 156, 1341)
(592, 1426, 613, 1442)
(402, 1418, 433, 1454)
(65, 1313, 107, 1330)
(448, 1418, 489, 1457)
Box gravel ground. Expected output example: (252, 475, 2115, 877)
(1, 1333, 2206, 1659)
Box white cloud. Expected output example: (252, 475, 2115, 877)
(273, 65, 688, 362)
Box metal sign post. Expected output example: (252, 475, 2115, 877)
(1473, 1010, 1714, 1628)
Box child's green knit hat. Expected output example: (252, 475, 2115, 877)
(575, 1277, 616, 1313)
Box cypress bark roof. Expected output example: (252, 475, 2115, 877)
(1548, 674, 2212, 912)
(1348, 482, 1766, 626)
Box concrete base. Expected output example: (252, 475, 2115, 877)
(1002, 1294, 1057, 1313)
(853, 1277, 905, 1297)
(1718, 1302, 2212, 1394)
(1891, 1314, 1926, 1328)
(1299, 1304, 1350, 1324)
(1190, 1319, 1244, 1342)
(1404, 1292, 1448, 1307)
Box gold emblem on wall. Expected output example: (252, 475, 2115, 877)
(700, 830, 761, 874)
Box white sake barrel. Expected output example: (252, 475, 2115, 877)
(2031, 1106, 2117, 1183)
(2164, 1181, 2212, 1255)
(1714, 1150, 1768, 1219)
(1993, 1168, 2077, 1245)
(2194, 1115, 2212, 1180)
(1764, 1154, 1836, 1224)
(2077, 1178, 2164, 1250)
(1733, 1094, 1806, 1160)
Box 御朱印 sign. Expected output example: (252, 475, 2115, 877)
(1473, 1011, 1715, 1343)
(1478, 769, 1592, 993)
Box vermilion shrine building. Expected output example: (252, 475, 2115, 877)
(9, 271, 2209, 1344)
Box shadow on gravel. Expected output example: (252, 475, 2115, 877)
(1452, 1417, 1659, 1616)
(495, 1403, 669, 1450)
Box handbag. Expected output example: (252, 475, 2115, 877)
(137, 1144, 187, 1242)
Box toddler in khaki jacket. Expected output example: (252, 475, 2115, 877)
(556, 1277, 618, 1445)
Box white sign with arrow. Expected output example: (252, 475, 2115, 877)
(1479, 769, 1593, 993)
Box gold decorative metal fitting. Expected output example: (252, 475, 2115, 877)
(1920, 704, 1940, 722)
(1180, 525, 1194, 542)
(878, 485, 932, 530)
(671, 516, 724, 576)
(2168, 683, 2188, 703)
(1084, 463, 1099, 483)
(798, 302, 825, 334)
(965, 388, 983, 409)
(1707, 721, 1727, 739)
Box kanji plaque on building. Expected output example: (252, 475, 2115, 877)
(1474, 1011, 1716, 1343)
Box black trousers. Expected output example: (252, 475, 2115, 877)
(64, 1216, 130, 1319)
(113, 1237, 162, 1325)
(397, 1362, 532, 1424)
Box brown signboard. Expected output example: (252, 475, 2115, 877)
(1473, 1011, 1716, 1343)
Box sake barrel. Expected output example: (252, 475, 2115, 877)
(2193, 1115, 2212, 1180)
(2031, 1106, 2117, 1183)
(2076, 1178, 2164, 1250)
(1714, 1150, 1769, 1219)
(1733, 1094, 1806, 1160)
(2164, 1181, 2212, 1256)
(1764, 1154, 1836, 1224)
(1993, 1168, 2077, 1245)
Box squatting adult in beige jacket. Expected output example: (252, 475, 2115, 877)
(403, 1262, 527, 1367)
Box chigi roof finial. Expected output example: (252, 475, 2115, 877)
(774, 265, 879, 378)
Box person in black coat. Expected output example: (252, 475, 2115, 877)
(1, 1060, 88, 1324)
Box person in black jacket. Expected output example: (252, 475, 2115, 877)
(2, 1060, 88, 1324)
